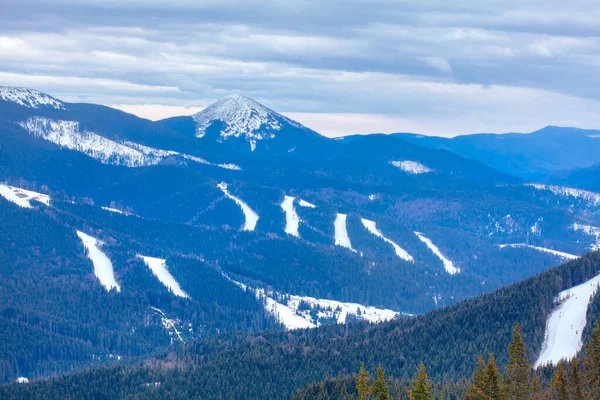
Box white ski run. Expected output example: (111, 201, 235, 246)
(535, 273, 600, 367)
(499, 244, 578, 261)
(139, 255, 189, 298)
(0, 183, 50, 208)
(281, 195, 300, 237)
(361, 218, 414, 262)
(414, 231, 460, 275)
(334, 213, 355, 251)
(217, 182, 259, 231)
(76, 231, 121, 292)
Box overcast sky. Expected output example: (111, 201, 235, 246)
(2, 0, 600, 137)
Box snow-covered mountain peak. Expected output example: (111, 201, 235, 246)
(192, 94, 305, 150)
(0, 86, 65, 110)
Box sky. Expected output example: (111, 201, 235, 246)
(1, 0, 600, 137)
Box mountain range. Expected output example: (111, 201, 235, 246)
(0, 86, 600, 396)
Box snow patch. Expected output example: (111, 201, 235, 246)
(572, 223, 600, 251)
(16, 377, 29, 384)
(298, 199, 316, 208)
(390, 160, 432, 174)
(334, 213, 355, 251)
(150, 307, 185, 343)
(139, 255, 189, 298)
(217, 182, 259, 231)
(101, 206, 124, 214)
(527, 183, 600, 206)
(535, 273, 600, 367)
(76, 231, 121, 292)
(361, 218, 414, 262)
(19, 117, 239, 170)
(498, 244, 578, 261)
(0, 184, 50, 208)
(0, 86, 64, 109)
(414, 231, 460, 274)
(281, 195, 300, 237)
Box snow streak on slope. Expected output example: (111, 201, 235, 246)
(390, 160, 432, 174)
(298, 199, 316, 208)
(217, 182, 259, 231)
(256, 289, 316, 330)
(76, 231, 121, 292)
(535, 273, 600, 367)
(361, 218, 414, 262)
(0, 184, 50, 208)
(527, 183, 600, 206)
(499, 244, 578, 261)
(281, 195, 300, 237)
(19, 117, 240, 170)
(192, 94, 304, 149)
(572, 223, 600, 251)
(139, 256, 189, 298)
(150, 307, 185, 343)
(414, 232, 460, 274)
(334, 213, 355, 251)
(0, 86, 65, 109)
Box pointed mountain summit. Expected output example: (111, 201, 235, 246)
(190, 94, 322, 153)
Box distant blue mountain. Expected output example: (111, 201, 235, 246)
(397, 126, 600, 180)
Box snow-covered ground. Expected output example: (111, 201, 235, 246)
(0, 184, 50, 208)
(535, 273, 600, 367)
(139, 255, 189, 298)
(19, 117, 240, 170)
(0, 86, 65, 109)
(150, 307, 185, 343)
(499, 244, 578, 261)
(414, 232, 460, 274)
(256, 289, 316, 330)
(101, 206, 125, 214)
(192, 94, 304, 151)
(527, 183, 600, 207)
(361, 218, 414, 262)
(572, 223, 600, 251)
(390, 160, 432, 174)
(217, 182, 259, 231)
(334, 213, 355, 251)
(16, 377, 29, 384)
(280, 195, 300, 237)
(76, 231, 121, 292)
(298, 199, 316, 208)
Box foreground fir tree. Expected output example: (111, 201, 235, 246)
(466, 355, 489, 400)
(357, 363, 372, 400)
(585, 318, 600, 400)
(568, 359, 584, 400)
(372, 366, 390, 400)
(551, 363, 568, 400)
(485, 354, 502, 400)
(410, 363, 432, 400)
(504, 325, 531, 400)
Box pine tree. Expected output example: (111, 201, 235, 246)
(568, 359, 584, 400)
(504, 324, 532, 400)
(552, 363, 568, 400)
(585, 318, 600, 400)
(357, 363, 372, 400)
(410, 363, 432, 400)
(372, 366, 390, 400)
(532, 373, 543, 400)
(485, 354, 502, 400)
(466, 355, 489, 400)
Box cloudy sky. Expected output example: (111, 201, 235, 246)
(2, 0, 600, 137)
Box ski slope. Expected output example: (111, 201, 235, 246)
(414, 231, 460, 274)
(139, 256, 189, 298)
(535, 273, 600, 367)
(334, 213, 355, 251)
(361, 218, 413, 262)
(281, 195, 300, 237)
(390, 160, 432, 174)
(0, 184, 50, 208)
(217, 182, 259, 231)
(76, 231, 121, 292)
(499, 244, 578, 261)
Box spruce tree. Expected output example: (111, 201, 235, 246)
(584, 318, 600, 400)
(466, 355, 488, 400)
(357, 363, 372, 400)
(552, 363, 568, 400)
(568, 359, 584, 400)
(410, 363, 432, 400)
(531, 373, 543, 400)
(372, 366, 390, 400)
(504, 324, 532, 400)
(485, 354, 502, 400)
